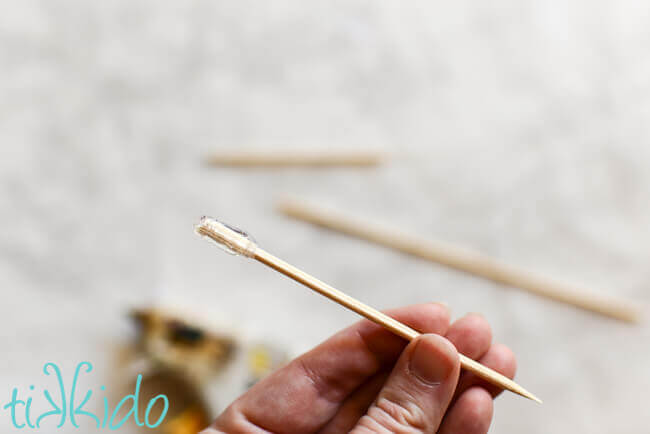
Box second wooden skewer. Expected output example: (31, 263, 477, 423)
(205, 150, 385, 168)
(277, 198, 641, 323)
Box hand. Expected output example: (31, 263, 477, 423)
(202, 303, 516, 433)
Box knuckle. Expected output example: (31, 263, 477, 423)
(361, 395, 428, 433)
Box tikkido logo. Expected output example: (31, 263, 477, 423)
(2, 362, 169, 430)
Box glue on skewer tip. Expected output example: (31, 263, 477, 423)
(195, 216, 257, 257)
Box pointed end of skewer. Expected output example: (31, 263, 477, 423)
(460, 355, 541, 404)
(521, 390, 543, 404)
(508, 381, 542, 404)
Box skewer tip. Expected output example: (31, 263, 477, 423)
(508, 381, 542, 404)
(520, 390, 543, 404)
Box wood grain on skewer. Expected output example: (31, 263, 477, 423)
(277, 198, 641, 323)
(195, 217, 541, 403)
(205, 150, 385, 168)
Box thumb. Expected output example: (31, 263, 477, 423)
(352, 334, 460, 433)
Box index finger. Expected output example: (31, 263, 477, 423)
(215, 303, 450, 433)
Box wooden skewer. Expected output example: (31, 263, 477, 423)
(204, 150, 385, 168)
(277, 198, 641, 324)
(195, 216, 542, 403)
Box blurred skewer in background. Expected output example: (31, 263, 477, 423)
(204, 149, 386, 168)
(277, 197, 642, 324)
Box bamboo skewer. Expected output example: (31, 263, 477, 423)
(277, 198, 641, 324)
(204, 150, 385, 168)
(195, 216, 542, 403)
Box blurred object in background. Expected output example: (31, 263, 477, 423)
(205, 149, 387, 168)
(130, 307, 236, 382)
(112, 306, 289, 434)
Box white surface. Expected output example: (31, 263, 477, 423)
(1, 1, 650, 432)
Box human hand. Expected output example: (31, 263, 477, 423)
(202, 303, 516, 433)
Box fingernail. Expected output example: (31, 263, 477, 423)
(409, 335, 456, 385)
(199, 428, 219, 434)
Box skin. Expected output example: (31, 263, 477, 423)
(201, 303, 517, 433)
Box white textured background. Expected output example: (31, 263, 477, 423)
(2, 1, 650, 433)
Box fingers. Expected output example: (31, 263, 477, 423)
(444, 313, 492, 360)
(351, 334, 460, 433)
(211, 303, 450, 433)
(438, 316, 514, 434)
(455, 343, 517, 398)
(437, 387, 494, 434)
(323, 312, 501, 432)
